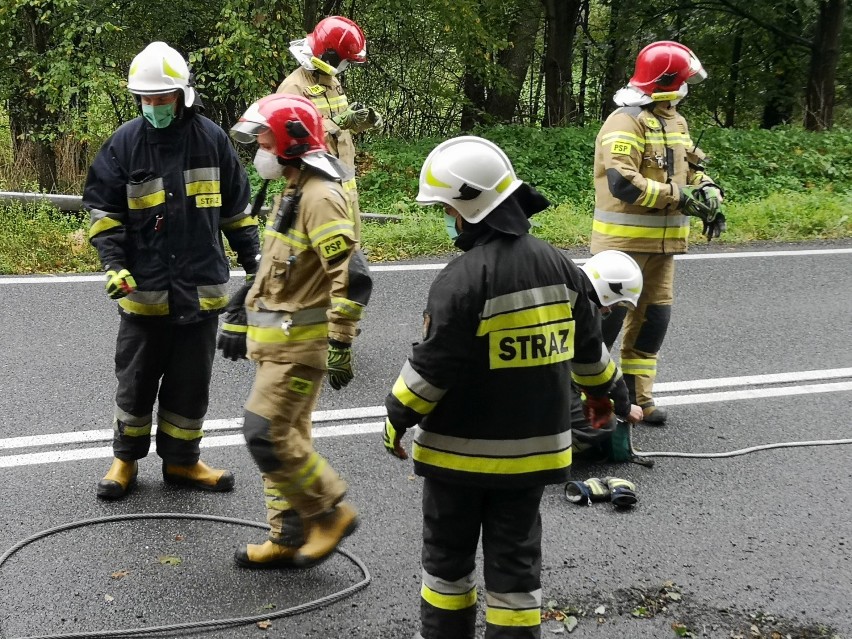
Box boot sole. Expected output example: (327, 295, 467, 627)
(162, 473, 235, 492)
(292, 516, 359, 569)
(234, 549, 299, 570)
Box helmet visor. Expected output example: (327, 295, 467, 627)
(230, 120, 269, 145)
(686, 56, 707, 84)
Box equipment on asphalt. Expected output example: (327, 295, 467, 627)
(0, 513, 370, 637)
(96, 458, 138, 500)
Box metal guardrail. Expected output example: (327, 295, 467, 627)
(0, 191, 402, 223)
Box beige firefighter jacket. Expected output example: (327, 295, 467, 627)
(277, 67, 360, 215)
(591, 103, 716, 255)
(245, 168, 372, 368)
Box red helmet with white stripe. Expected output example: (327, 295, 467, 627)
(230, 94, 326, 159)
(630, 41, 707, 95)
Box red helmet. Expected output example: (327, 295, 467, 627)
(630, 41, 707, 94)
(230, 94, 327, 159)
(307, 16, 366, 66)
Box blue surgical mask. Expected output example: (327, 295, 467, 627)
(444, 213, 459, 240)
(142, 103, 175, 129)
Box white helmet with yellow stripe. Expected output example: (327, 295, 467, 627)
(416, 136, 523, 223)
(127, 42, 196, 107)
(582, 250, 643, 309)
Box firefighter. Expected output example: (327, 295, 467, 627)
(224, 94, 373, 569)
(382, 136, 617, 639)
(278, 15, 383, 217)
(85, 42, 259, 500)
(572, 251, 646, 462)
(592, 41, 726, 425)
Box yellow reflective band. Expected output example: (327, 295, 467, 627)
(592, 220, 689, 239)
(200, 295, 228, 311)
(640, 180, 661, 207)
(495, 175, 513, 193)
(221, 216, 258, 232)
(118, 297, 169, 316)
(571, 358, 616, 387)
(392, 375, 437, 415)
(185, 180, 220, 196)
(488, 321, 574, 370)
(247, 323, 328, 344)
(332, 297, 364, 320)
(222, 323, 248, 333)
(342, 178, 357, 192)
(425, 162, 451, 189)
(265, 496, 291, 511)
(289, 376, 314, 395)
(413, 444, 571, 475)
(476, 303, 571, 336)
(486, 607, 541, 628)
(89, 217, 122, 239)
(421, 583, 477, 611)
(129, 61, 139, 77)
(162, 58, 185, 80)
(621, 358, 657, 376)
(158, 419, 203, 441)
(325, 96, 348, 108)
(601, 131, 645, 152)
(310, 218, 356, 244)
(651, 91, 680, 101)
(265, 227, 311, 250)
(121, 423, 152, 438)
(127, 191, 166, 210)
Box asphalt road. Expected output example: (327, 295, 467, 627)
(1, 241, 851, 639)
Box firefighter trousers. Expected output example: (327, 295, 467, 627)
(243, 360, 347, 544)
(419, 478, 545, 639)
(601, 253, 674, 409)
(112, 315, 217, 465)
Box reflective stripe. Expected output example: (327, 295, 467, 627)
(221, 216, 258, 232)
(342, 178, 357, 192)
(198, 284, 228, 311)
(640, 180, 662, 207)
(265, 226, 311, 250)
(115, 405, 152, 427)
(622, 358, 657, 377)
(271, 452, 327, 496)
(264, 486, 293, 511)
(481, 284, 577, 320)
(392, 374, 438, 416)
(184, 167, 220, 183)
(594, 209, 686, 228)
(592, 219, 690, 240)
(118, 290, 169, 316)
(126, 179, 165, 210)
(308, 219, 356, 245)
(572, 344, 615, 381)
(186, 180, 220, 196)
(331, 297, 364, 320)
(600, 130, 645, 152)
(127, 190, 166, 210)
(413, 442, 572, 475)
(477, 303, 572, 337)
(247, 323, 328, 344)
(572, 358, 617, 387)
(421, 570, 477, 611)
(416, 429, 571, 458)
(400, 361, 446, 403)
(158, 418, 203, 441)
(247, 307, 328, 327)
(485, 589, 542, 610)
(89, 216, 123, 239)
(222, 322, 247, 333)
(485, 607, 540, 628)
(159, 409, 204, 431)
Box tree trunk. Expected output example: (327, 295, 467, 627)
(484, 1, 543, 123)
(804, 0, 847, 130)
(303, 0, 320, 32)
(600, 0, 630, 120)
(724, 31, 743, 128)
(542, 0, 581, 127)
(760, 3, 802, 128)
(460, 70, 486, 132)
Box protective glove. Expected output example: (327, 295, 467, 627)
(583, 395, 614, 430)
(331, 103, 370, 131)
(382, 417, 409, 460)
(105, 269, 136, 299)
(366, 106, 383, 130)
(696, 185, 727, 241)
(216, 278, 253, 361)
(327, 339, 354, 390)
(678, 185, 713, 219)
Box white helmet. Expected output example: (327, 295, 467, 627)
(582, 250, 643, 308)
(127, 42, 195, 107)
(416, 136, 523, 223)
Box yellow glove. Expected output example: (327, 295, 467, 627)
(105, 269, 136, 299)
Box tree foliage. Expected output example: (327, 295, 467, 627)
(0, 0, 848, 191)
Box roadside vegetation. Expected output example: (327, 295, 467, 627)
(2, 124, 850, 274)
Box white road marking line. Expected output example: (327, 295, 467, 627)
(0, 382, 849, 468)
(2, 368, 848, 452)
(2, 248, 850, 284)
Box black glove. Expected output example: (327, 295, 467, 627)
(696, 185, 727, 241)
(217, 279, 253, 361)
(678, 185, 713, 219)
(327, 339, 354, 389)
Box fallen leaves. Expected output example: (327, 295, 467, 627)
(110, 569, 129, 580)
(157, 555, 182, 566)
(257, 620, 272, 630)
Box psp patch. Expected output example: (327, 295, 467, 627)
(305, 84, 326, 96)
(289, 376, 314, 395)
(610, 141, 632, 156)
(319, 235, 347, 260)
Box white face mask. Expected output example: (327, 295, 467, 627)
(253, 149, 285, 180)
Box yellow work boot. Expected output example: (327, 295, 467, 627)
(234, 540, 298, 569)
(97, 458, 138, 500)
(293, 502, 359, 568)
(162, 460, 234, 492)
